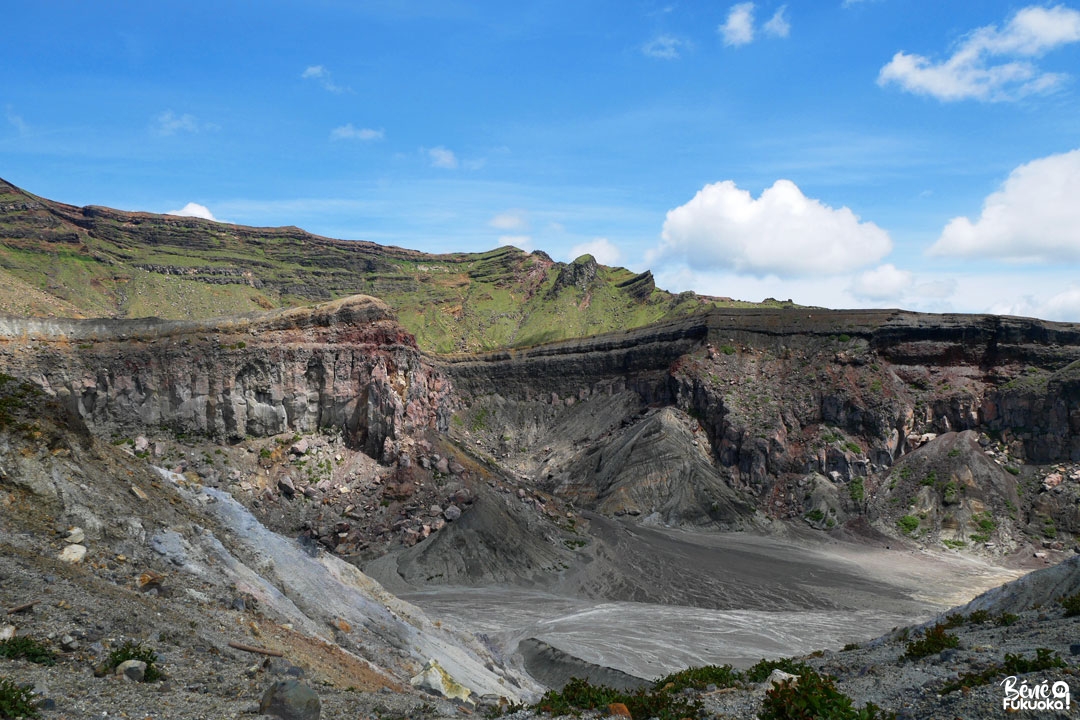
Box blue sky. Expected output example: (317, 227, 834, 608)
(3, 2, 1080, 319)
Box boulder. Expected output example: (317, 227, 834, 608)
(116, 659, 147, 682)
(259, 679, 321, 720)
(58, 544, 87, 564)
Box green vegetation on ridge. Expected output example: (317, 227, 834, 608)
(0, 177, 793, 352)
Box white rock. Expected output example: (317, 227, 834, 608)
(0, 625, 15, 641)
(767, 669, 799, 688)
(116, 659, 147, 682)
(66, 527, 85, 544)
(58, 544, 87, 564)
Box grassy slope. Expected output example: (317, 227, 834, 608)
(0, 177, 792, 351)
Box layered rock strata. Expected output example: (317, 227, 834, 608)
(0, 295, 448, 460)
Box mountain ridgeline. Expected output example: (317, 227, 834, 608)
(0, 177, 747, 352)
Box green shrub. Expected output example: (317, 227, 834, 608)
(106, 640, 161, 682)
(1059, 592, 1080, 618)
(655, 664, 739, 692)
(0, 636, 55, 666)
(904, 624, 959, 659)
(720, 345, 736, 355)
(849, 477, 864, 503)
(920, 471, 937, 487)
(837, 334, 852, 343)
(534, 676, 703, 720)
(941, 482, 958, 504)
(845, 441, 861, 455)
(995, 612, 1019, 626)
(0, 676, 40, 719)
(470, 407, 489, 432)
(973, 512, 996, 533)
(805, 509, 825, 523)
(744, 658, 814, 683)
(896, 515, 919, 535)
(941, 648, 1064, 694)
(760, 669, 894, 720)
(941, 539, 966, 549)
(1005, 466, 1020, 475)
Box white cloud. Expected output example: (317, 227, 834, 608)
(763, 6, 790, 38)
(850, 264, 912, 301)
(570, 238, 623, 265)
(928, 148, 1080, 261)
(330, 124, 384, 141)
(719, 3, 755, 46)
(498, 235, 532, 251)
(5, 105, 27, 134)
(650, 179, 891, 277)
(878, 5, 1080, 101)
(643, 34, 687, 59)
(489, 211, 528, 231)
(428, 146, 458, 169)
(154, 110, 211, 136)
(990, 286, 1080, 320)
(166, 202, 218, 221)
(302, 65, 347, 93)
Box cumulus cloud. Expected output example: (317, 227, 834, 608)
(428, 146, 458, 169)
(719, 3, 755, 46)
(651, 179, 891, 277)
(154, 110, 215, 136)
(166, 202, 217, 221)
(878, 4, 1080, 101)
(850, 264, 913, 300)
(302, 65, 347, 93)
(928, 148, 1080, 261)
(763, 6, 790, 38)
(498, 235, 532, 251)
(570, 238, 623, 265)
(330, 124, 384, 141)
(990, 285, 1080, 321)
(489, 211, 527, 231)
(643, 34, 688, 59)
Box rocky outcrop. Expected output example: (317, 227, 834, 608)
(440, 306, 1080, 542)
(0, 296, 448, 460)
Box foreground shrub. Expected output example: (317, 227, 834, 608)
(655, 664, 740, 692)
(106, 640, 161, 682)
(941, 648, 1065, 694)
(534, 677, 700, 720)
(0, 637, 54, 666)
(744, 658, 815, 683)
(904, 624, 959, 659)
(0, 676, 40, 719)
(760, 670, 895, 720)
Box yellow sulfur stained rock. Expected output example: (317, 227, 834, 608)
(410, 658, 475, 707)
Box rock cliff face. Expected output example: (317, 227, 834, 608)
(6, 296, 1080, 551)
(0, 296, 448, 460)
(442, 307, 1080, 546)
